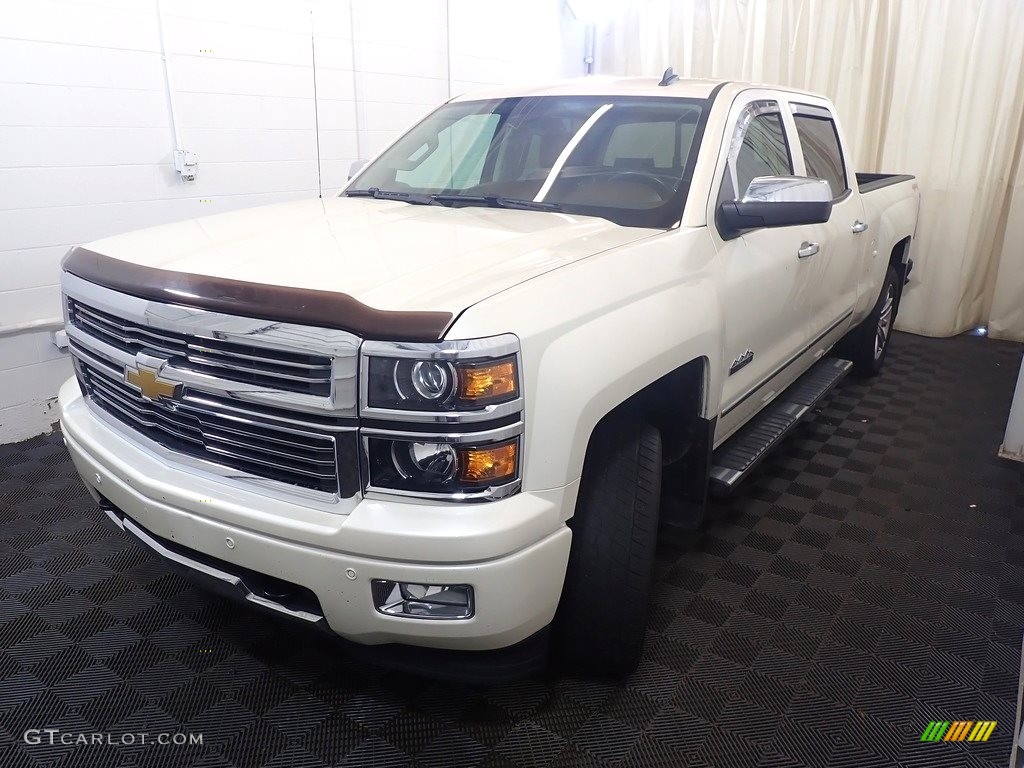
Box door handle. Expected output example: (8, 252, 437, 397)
(797, 241, 820, 259)
(851, 220, 869, 234)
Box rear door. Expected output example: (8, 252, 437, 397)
(786, 101, 866, 350)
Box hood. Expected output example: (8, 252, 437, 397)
(80, 197, 659, 320)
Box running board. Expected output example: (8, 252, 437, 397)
(710, 357, 853, 494)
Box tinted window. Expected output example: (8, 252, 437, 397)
(602, 120, 694, 169)
(395, 113, 500, 190)
(794, 115, 847, 197)
(733, 112, 792, 196)
(349, 96, 706, 228)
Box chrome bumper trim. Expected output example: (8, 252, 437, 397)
(104, 507, 325, 624)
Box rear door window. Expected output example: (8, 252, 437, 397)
(792, 111, 847, 198)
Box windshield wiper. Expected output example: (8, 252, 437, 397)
(345, 187, 439, 206)
(345, 188, 562, 212)
(430, 195, 562, 212)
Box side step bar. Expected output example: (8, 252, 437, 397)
(710, 357, 853, 494)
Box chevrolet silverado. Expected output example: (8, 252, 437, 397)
(58, 75, 920, 678)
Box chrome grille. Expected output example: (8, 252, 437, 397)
(67, 298, 333, 396)
(73, 346, 341, 494)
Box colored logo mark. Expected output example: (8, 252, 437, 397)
(920, 721, 996, 742)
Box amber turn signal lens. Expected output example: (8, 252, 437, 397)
(459, 440, 518, 484)
(457, 359, 517, 402)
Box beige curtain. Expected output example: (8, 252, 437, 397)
(596, 0, 1024, 340)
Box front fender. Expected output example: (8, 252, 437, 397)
(447, 228, 722, 495)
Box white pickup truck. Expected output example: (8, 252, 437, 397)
(58, 76, 919, 679)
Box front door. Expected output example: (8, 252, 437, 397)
(711, 95, 821, 445)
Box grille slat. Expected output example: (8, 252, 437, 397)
(74, 313, 186, 358)
(185, 343, 333, 371)
(203, 431, 336, 466)
(192, 416, 335, 454)
(204, 444, 338, 480)
(68, 298, 333, 396)
(75, 304, 190, 353)
(73, 344, 341, 495)
(92, 384, 207, 447)
(184, 352, 332, 385)
(89, 374, 204, 440)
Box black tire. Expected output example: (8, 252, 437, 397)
(554, 420, 662, 676)
(841, 266, 899, 378)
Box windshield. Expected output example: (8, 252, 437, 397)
(346, 95, 707, 228)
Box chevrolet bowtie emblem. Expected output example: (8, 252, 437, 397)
(124, 365, 181, 401)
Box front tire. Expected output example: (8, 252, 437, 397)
(843, 266, 899, 377)
(554, 420, 662, 676)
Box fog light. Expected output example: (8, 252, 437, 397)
(371, 580, 474, 620)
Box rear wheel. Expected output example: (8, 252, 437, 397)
(842, 266, 899, 377)
(554, 420, 662, 676)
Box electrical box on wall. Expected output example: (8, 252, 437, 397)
(173, 150, 199, 182)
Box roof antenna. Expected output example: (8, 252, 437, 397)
(659, 67, 680, 86)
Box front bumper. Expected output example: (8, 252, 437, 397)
(59, 378, 574, 655)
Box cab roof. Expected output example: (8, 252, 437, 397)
(449, 77, 825, 106)
(449, 76, 730, 103)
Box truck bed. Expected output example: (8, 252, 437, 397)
(856, 172, 915, 193)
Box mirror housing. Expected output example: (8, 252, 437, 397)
(718, 176, 833, 239)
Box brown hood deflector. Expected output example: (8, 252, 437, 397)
(62, 247, 453, 341)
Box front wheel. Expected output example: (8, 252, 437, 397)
(842, 266, 899, 377)
(554, 420, 662, 676)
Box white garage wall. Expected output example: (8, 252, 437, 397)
(0, 0, 583, 443)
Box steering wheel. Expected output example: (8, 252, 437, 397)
(605, 171, 674, 199)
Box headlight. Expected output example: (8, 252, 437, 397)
(366, 355, 519, 411)
(393, 441, 459, 483)
(367, 435, 520, 497)
(360, 335, 523, 501)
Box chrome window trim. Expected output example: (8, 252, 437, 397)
(63, 272, 360, 418)
(359, 335, 524, 424)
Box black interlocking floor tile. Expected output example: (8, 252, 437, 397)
(1, 332, 1022, 767)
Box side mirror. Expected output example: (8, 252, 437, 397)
(348, 160, 367, 180)
(718, 176, 833, 238)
